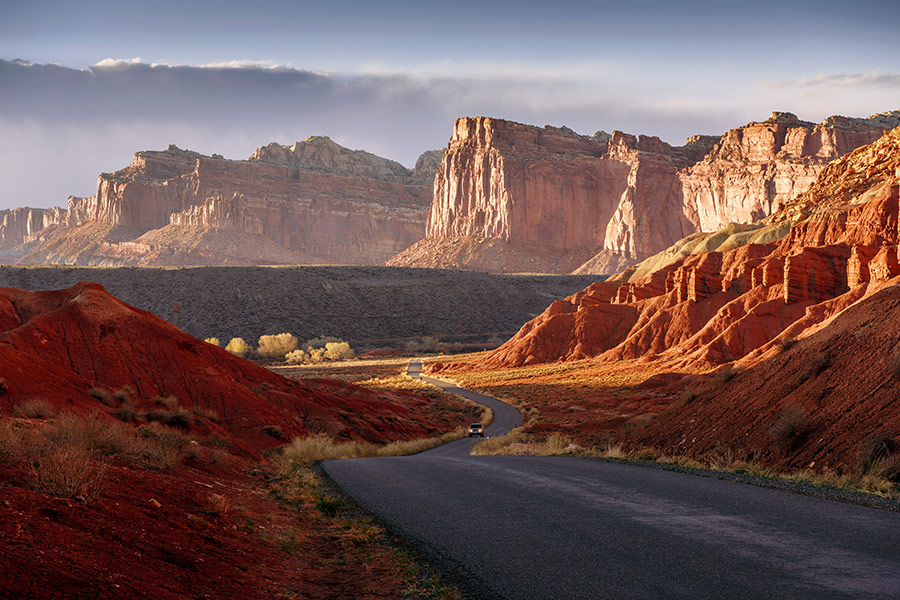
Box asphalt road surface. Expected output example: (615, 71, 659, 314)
(323, 362, 900, 599)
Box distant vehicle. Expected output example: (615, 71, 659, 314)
(467, 423, 485, 437)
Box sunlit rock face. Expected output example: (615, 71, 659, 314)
(479, 125, 900, 368)
(390, 111, 900, 274)
(0, 139, 441, 266)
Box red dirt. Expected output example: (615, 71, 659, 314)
(633, 281, 900, 471)
(0, 282, 454, 454)
(0, 282, 470, 599)
(0, 441, 413, 599)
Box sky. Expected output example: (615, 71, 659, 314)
(1, 0, 899, 210)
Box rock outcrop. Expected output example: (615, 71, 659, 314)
(390, 111, 900, 274)
(472, 125, 900, 368)
(1, 138, 442, 266)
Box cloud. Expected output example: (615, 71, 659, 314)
(774, 72, 900, 90)
(1, 58, 897, 211)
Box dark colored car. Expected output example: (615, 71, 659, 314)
(467, 423, 485, 437)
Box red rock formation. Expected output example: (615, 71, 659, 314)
(476, 125, 900, 368)
(1, 139, 441, 266)
(0, 282, 450, 452)
(391, 111, 900, 274)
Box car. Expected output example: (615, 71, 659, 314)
(467, 423, 484, 437)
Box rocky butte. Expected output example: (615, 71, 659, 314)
(473, 124, 900, 369)
(388, 111, 900, 274)
(430, 125, 900, 473)
(0, 138, 442, 266)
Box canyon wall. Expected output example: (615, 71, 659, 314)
(1, 138, 439, 266)
(390, 111, 900, 274)
(473, 125, 900, 369)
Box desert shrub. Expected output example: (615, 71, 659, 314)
(777, 337, 798, 353)
(136, 423, 192, 469)
(204, 337, 221, 347)
(769, 405, 809, 451)
(28, 445, 108, 503)
(856, 435, 900, 480)
(323, 341, 354, 362)
(890, 350, 900, 378)
(715, 365, 742, 384)
(419, 336, 439, 353)
(677, 387, 700, 405)
(225, 337, 251, 357)
(404, 340, 421, 353)
(190, 405, 221, 423)
(799, 353, 830, 383)
(304, 336, 344, 349)
(0, 377, 8, 395)
(113, 385, 136, 404)
(146, 407, 193, 429)
(307, 347, 326, 364)
(165, 408, 195, 429)
(261, 425, 284, 439)
(153, 395, 179, 409)
(315, 495, 345, 517)
(88, 387, 115, 406)
(0, 420, 23, 462)
(285, 349, 308, 364)
(206, 493, 230, 517)
(201, 434, 233, 450)
(258, 333, 299, 359)
(113, 401, 138, 423)
(13, 398, 56, 419)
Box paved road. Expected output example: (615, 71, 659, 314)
(323, 362, 900, 599)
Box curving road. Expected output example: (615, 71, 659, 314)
(323, 362, 900, 599)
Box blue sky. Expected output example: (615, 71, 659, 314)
(1, 0, 899, 210)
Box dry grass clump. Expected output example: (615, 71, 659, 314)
(714, 365, 742, 384)
(13, 398, 57, 419)
(777, 337, 798, 353)
(28, 445, 108, 503)
(769, 404, 809, 451)
(469, 429, 581, 456)
(277, 430, 465, 475)
(261, 425, 284, 439)
(798, 352, 830, 383)
(1, 415, 192, 503)
(88, 387, 116, 406)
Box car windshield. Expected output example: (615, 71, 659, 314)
(470, 424, 482, 428)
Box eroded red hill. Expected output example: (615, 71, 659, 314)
(0, 282, 452, 453)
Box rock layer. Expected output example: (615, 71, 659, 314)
(390, 111, 900, 274)
(472, 125, 900, 368)
(1, 138, 441, 266)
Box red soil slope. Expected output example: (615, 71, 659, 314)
(0, 282, 449, 453)
(478, 126, 900, 369)
(633, 282, 900, 471)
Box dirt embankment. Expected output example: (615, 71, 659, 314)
(0, 265, 603, 350)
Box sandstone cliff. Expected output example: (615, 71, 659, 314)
(1, 138, 442, 266)
(389, 111, 900, 274)
(469, 125, 900, 368)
